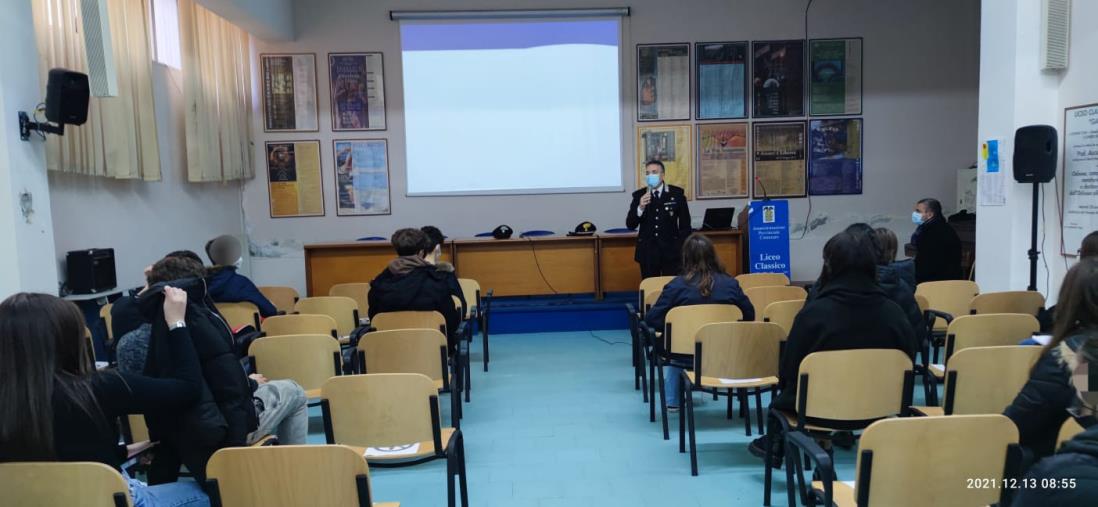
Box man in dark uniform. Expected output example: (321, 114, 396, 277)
(911, 197, 963, 283)
(626, 160, 692, 278)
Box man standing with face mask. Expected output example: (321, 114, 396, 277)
(205, 234, 279, 318)
(910, 198, 963, 283)
(626, 160, 692, 278)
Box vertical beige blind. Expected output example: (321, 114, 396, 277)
(178, 0, 253, 182)
(31, 0, 161, 180)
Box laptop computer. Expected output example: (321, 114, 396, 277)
(701, 207, 736, 230)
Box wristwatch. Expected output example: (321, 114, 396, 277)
(169, 320, 186, 330)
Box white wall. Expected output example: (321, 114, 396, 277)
(197, 0, 294, 41)
(0, 0, 58, 295)
(244, 0, 980, 293)
(48, 64, 245, 290)
(976, 0, 1096, 304)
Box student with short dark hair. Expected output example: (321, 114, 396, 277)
(911, 197, 963, 283)
(749, 231, 916, 462)
(422, 225, 467, 313)
(368, 228, 463, 350)
(644, 233, 754, 410)
(0, 290, 210, 506)
(204, 235, 277, 318)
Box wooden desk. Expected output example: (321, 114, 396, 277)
(303, 231, 743, 298)
(597, 231, 743, 295)
(304, 241, 453, 297)
(451, 236, 598, 297)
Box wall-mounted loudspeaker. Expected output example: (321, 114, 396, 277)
(1013, 125, 1057, 183)
(45, 69, 90, 126)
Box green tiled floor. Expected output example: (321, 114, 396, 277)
(307, 330, 882, 506)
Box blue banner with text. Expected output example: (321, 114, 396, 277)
(748, 200, 791, 278)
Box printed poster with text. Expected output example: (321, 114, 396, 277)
(1063, 104, 1098, 254)
(267, 141, 325, 218)
(697, 123, 749, 198)
(752, 122, 807, 198)
(329, 53, 387, 131)
(809, 118, 863, 195)
(334, 139, 391, 216)
(262, 54, 319, 132)
(752, 40, 805, 118)
(809, 38, 862, 116)
(637, 124, 693, 199)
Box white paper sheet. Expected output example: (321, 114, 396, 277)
(719, 377, 764, 385)
(365, 443, 420, 457)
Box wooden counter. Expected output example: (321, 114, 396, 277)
(304, 230, 743, 297)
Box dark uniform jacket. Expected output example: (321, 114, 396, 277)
(912, 216, 963, 283)
(625, 184, 692, 263)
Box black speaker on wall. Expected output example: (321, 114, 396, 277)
(1013, 125, 1057, 183)
(45, 69, 90, 126)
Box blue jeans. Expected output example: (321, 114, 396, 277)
(125, 471, 209, 507)
(665, 366, 683, 407)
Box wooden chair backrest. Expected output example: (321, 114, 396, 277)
(946, 314, 1040, 360)
(743, 286, 807, 322)
(100, 303, 114, 342)
(127, 414, 150, 443)
(945, 346, 1042, 415)
(1058, 417, 1085, 449)
(215, 301, 260, 330)
(295, 297, 359, 337)
(638, 276, 675, 314)
(358, 329, 447, 382)
(855, 415, 1018, 506)
(327, 283, 370, 317)
(695, 322, 782, 380)
(258, 286, 299, 314)
(250, 334, 341, 393)
(915, 280, 980, 331)
(762, 299, 805, 337)
(262, 313, 338, 339)
(0, 461, 132, 507)
(206, 445, 374, 507)
(969, 290, 1045, 316)
(643, 290, 662, 313)
(914, 294, 929, 313)
(797, 349, 912, 421)
(322, 373, 438, 448)
(734, 272, 790, 290)
(458, 278, 481, 318)
(665, 304, 743, 355)
(371, 311, 446, 335)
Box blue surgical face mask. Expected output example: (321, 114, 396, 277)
(646, 174, 661, 188)
(911, 211, 924, 225)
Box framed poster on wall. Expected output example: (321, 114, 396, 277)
(266, 140, 325, 218)
(1062, 103, 1098, 255)
(809, 38, 863, 116)
(333, 139, 391, 216)
(696, 122, 749, 199)
(636, 124, 693, 199)
(328, 52, 387, 131)
(261, 53, 320, 132)
(637, 43, 690, 121)
(695, 41, 749, 120)
(809, 118, 863, 195)
(752, 121, 807, 198)
(751, 40, 805, 118)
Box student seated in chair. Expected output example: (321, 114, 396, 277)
(644, 233, 755, 411)
(368, 228, 462, 351)
(205, 235, 278, 318)
(422, 225, 466, 312)
(748, 231, 916, 462)
(111, 250, 206, 341)
(1005, 258, 1098, 472)
(135, 256, 306, 484)
(0, 290, 210, 506)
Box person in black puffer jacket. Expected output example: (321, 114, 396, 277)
(1012, 424, 1098, 506)
(806, 224, 926, 350)
(368, 228, 462, 352)
(1005, 259, 1098, 473)
(140, 257, 257, 484)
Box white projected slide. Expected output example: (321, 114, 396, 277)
(401, 20, 623, 195)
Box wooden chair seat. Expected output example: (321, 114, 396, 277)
(811, 480, 857, 507)
(910, 406, 945, 417)
(351, 428, 456, 462)
(684, 371, 777, 389)
(305, 388, 321, 398)
(776, 409, 842, 433)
